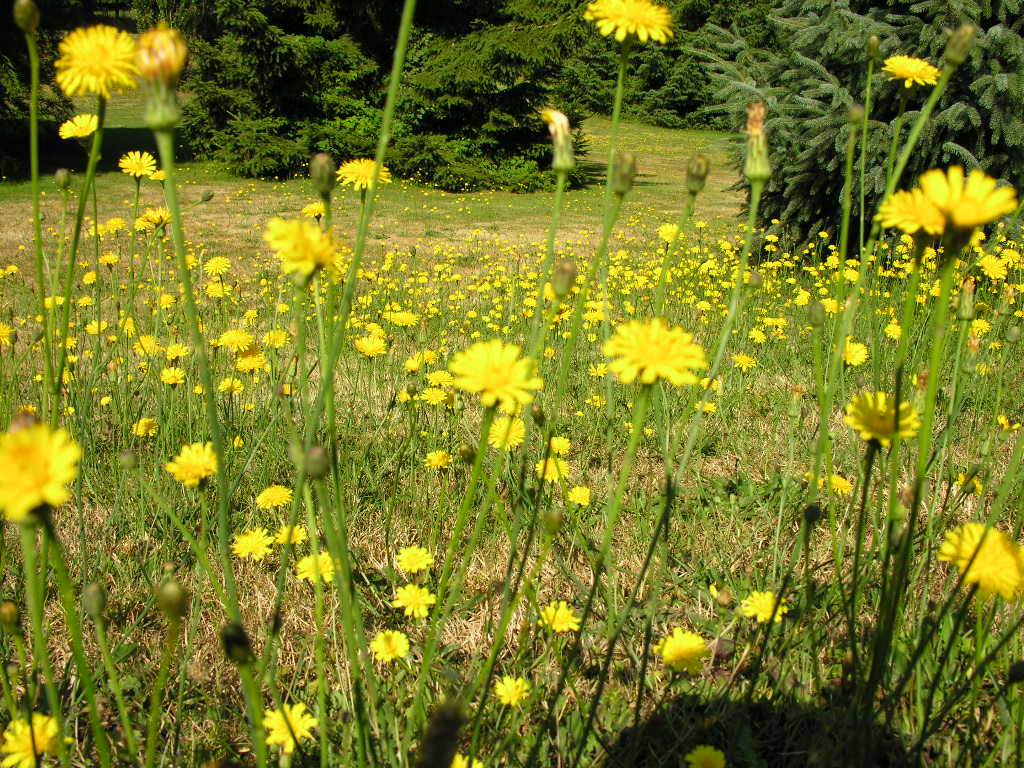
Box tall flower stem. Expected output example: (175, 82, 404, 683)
(859, 56, 876, 256)
(143, 613, 181, 768)
(152, 129, 241, 621)
(525, 169, 569, 359)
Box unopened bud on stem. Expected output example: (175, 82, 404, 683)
(612, 151, 637, 197)
(945, 25, 977, 66)
(743, 102, 771, 184)
(686, 155, 710, 197)
(13, 0, 39, 33)
(310, 153, 336, 198)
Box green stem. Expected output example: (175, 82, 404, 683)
(143, 615, 180, 768)
(94, 619, 141, 760)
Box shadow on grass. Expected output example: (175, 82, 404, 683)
(603, 691, 915, 768)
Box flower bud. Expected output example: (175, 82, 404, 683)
(808, 301, 826, 328)
(136, 24, 188, 87)
(748, 270, 763, 289)
(542, 505, 563, 535)
(82, 583, 107, 620)
(13, 0, 39, 33)
(803, 503, 822, 526)
(743, 102, 771, 184)
(220, 621, 254, 665)
(540, 109, 575, 172)
(457, 443, 475, 465)
(54, 168, 71, 191)
(0, 601, 20, 635)
(611, 151, 637, 197)
(957, 278, 976, 320)
(530, 403, 545, 427)
(305, 445, 330, 479)
(551, 260, 577, 299)
(157, 578, 188, 620)
(1008, 660, 1024, 684)
(714, 587, 733, 607)
(945, 25, 977, 66)
(848, 104, 865, 125)
(201, 190, 215, 203)
(1005, 325, 1021, 344)
(686, 155, 710, 197)
(310, 153, 337, 198)
(866, 35, 881, 61)
(118, 449, 138, 471)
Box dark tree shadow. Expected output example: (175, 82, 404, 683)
(603, 692, 917, 768)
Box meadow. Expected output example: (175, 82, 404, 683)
(1, 3, 1023, 768)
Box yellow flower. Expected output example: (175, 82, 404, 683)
(160, 367, 185, 386)
(875, 188, 945, 236)
(844, 391, 921, 447)
(132, 417, 159, 437)
(165, 442, 217, 487)
(603, 319, 707, 386)
(423, 450, 452, 469)
(978, 254, 1007, 281)
(488, 416, 526, 451)
(203, 256, 232, 278)
(535, 456, 569, 483)
(684, 745, 726, 768)
(392, 584, 437, 618)
(119, 151, 156, 178)
(0, 423, 81, 523)
(740, 590, 788, 623)
(135, 24, 188, 86)
(451, 754, 484, 768)
(654, 628, 709, 674)
(538, 600, 580, 633)
(263, 217, 336, 279)
(1, 713, 63, 768)
(301, 201, 325, 219)
(548, 436, 571, 455)
(449, 339, 543, 411)
(296, 551, 335, 584)
(657, 223, 679, 243)
(370, 630, 409, 663)
(567, 485, 591, 506)
(337, 158, 392, 190)
(256, 485, 293, 509)
(262, 702, 317, 754)
(218, 377, 244, 395)
(232, 528, 274, 561)
(732, 353, 756, 372)
(217, 329, 253, 351)
(843, 339, 868, 366)
(355, 335, 388, 358)
(882, 55, 940, 88)
(274, 524, 308, 545)
(918, 166, 1018, 234)
(583, 0, 674, 44)
(494, 676, 530, 706)
(58, 113, 97, 139)
(938, 522, 1024, 600)
(396, 546, 433, 574)
(55, 25, 137, 98)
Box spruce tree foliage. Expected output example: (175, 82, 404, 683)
(702, 0, 1024, 243)
(170, 0, 584, 188)
(552, 0, 774, 129)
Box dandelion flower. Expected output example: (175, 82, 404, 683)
(882, 55, 940, 88)
(449, 339, 543, 411)
(274, 524, 308, 546)
(337, 158, 391, 190)
(844, 391, 921, 447)
(740, 590, 788, 623)
(494, 676, 530, 706)
(732, 353, 756, 372)
(876, 188, 945, 236)
(538, 601, 580, 633)
(0, 423, 81, 523)
(1, 713, 63, 768)
(568, 485, 591, 506)
(370, 630, 409, 663)
(55, 25, 137, 98)
(938, 522, 1024, 600)
(58, 113, 97, 139)
(654, 628, 709, 674)
(232, 528, 274, 561)
(583, 0, 674, 44)
(119, 151, 156, 178)
(423, 450, 452, 470)
(160, 367, 185, 386)
(392, 584, 437, 619)
(451, 754, 483, 768)
(396, 546, 433, 574)
(603, 319, 707, 386)
(256, 485, 293, 509)
(132, 417, 158, 437)
(165, 442, 217, 487)
(843, 339, 869, 367)
(203, 256, 231, 278)
(296, 552, 335, 584)
(263, 217, 336, 279)
(488, 416, 526, 451)
(684, 745, 726, 768)
(535, 456, 569, 483)
(355, 335, 388, 358)
(262, 702, 317, 754)
(918, 166, 1018, 234)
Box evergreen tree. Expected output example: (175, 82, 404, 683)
(703, 0, 1024, 242)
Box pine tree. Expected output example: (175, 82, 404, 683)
(703, 0, 1024, 242)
